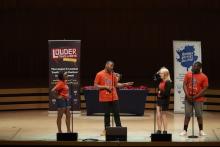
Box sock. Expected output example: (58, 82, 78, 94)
(199, 124, 203, 130)
(184, 125, 188, 131)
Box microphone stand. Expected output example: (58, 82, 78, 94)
(188, 70, 198, 138)
(70, 82, 74, 133)
(153, 74, 159, 133)
(111, 71, 114, 127)
(150, 73, 160, 141)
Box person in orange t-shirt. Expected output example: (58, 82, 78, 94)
(180, 62, 209, 136)
(51, 71, 71, 133)
(94, 61, 134, 135)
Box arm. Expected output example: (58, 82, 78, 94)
(183, 81, 190, 98)
(183, 73, 193, 101)
(51, 83, 61, 98)
(51, 83, 60, 92)
(192, 86, 208, 99)
(94, 83, 111, 91)
(116, 82, 134, 88)
(114, 73, 134, 88)
(51, 86, 59, 98)
(51, 87, 56, 92)
(94, 73, 112, 91)
(183, 80, 193, 102)
(193, 75, 209, 99)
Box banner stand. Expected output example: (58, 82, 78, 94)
(48, 40, 81, 112)
(173, 40, 202, 113)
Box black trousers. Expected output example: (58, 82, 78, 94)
(102, 100, 121, 129)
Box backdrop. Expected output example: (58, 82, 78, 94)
(0, 0, 219, 88)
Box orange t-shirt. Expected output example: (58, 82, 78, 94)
(184, 72, 208, 102)
(94, 70, 118, 102)
(54, 80, 69, 99)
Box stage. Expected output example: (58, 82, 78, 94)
(0, 110, 219, 143)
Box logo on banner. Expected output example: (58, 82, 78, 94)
(176, 84, 182, 94)
(52, 48, 77, 62)
(176, 45, 198, 71)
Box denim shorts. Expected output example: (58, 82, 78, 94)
(56, 98, 71, 109)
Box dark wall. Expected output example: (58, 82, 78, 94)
(0, 0, 220, 88)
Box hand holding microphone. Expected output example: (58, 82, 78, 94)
(105, 86, 113, 93)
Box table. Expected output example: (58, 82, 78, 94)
(84, 89, 147, 116)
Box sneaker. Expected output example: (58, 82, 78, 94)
(180, 130, 187, 136)
(100, 130, 106, 136)
(199, 130, 206, 136)
(163, 131, 167, 134)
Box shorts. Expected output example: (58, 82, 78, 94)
(185, 100, 203, 117)
(56, 98, 71, 109)
(157, 98, 170, 111)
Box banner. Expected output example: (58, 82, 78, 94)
(48, 40, 81, 112)
(173, 41, 202, 113)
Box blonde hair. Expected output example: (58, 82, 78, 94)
(159, 67, 172, 82)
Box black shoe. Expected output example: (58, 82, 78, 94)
(156, 130, 161, 134)
(163, 131, 167, 134)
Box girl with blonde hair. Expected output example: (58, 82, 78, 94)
(156, 67, 172, 134)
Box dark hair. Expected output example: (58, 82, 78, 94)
(194, 61, 202, 68)
(106, 60, 114, 65)
(58, 71, 64, 81)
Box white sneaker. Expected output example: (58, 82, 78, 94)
(199, 130, 206, 136)
(100, 130, 106, 136)
(180, 130, 187, 136)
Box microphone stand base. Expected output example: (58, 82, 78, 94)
(151, 133, 172, 142)
(188, 135, 198, 138)
(57, 132, 78, 141)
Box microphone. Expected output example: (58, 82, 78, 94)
(154, 71, 160, 75)
(153, 71, 161, 81)
(69, 81, 73, 84)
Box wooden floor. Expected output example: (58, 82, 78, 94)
(0, 110, 220, 142)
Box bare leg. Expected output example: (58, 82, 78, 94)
(156, 106, 162, 131)
(197, 116, 203, 131)
(57, 108, 65, 133)
(65, 108, 71, 133)
(183, 116, 191, 131)
(161, 111, 168, 131)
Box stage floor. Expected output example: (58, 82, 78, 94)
(0, 110, 219, 142)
